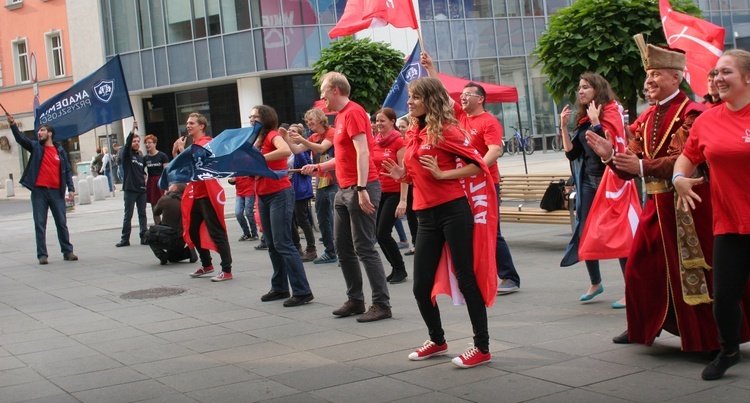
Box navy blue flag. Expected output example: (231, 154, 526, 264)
(34, 55, 132, 141)
(382, 42, 427, 117)
(159, 121, 286, 190)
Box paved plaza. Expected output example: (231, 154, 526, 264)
(0, 151, 747, 402)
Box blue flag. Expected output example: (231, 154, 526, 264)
(159, 121, 285, 190)
(382, 42, 427, 117)
(34, 56, 133, 141)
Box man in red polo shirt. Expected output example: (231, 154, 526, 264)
(311, 72, 392, 322)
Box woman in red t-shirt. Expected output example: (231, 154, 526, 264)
(674, 50, 750, 381)
(382, 77, 492, 368)
(252, 105, 314, 308)
(372, 107, 408, 284)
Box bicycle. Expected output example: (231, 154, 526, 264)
(508, 126, 535, 155)
(550, 132, 564, 152)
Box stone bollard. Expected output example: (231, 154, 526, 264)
(5, 179, 14, 197)
(72, 176, 79, 194)
(77, 180, 92, 205)
(86, 176, 95, 195)
(93, 176, 107, 201)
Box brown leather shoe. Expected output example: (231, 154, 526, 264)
(332, 300, 366, 317)
(63, 253, 78, 261)
(357, 305, 392, 322)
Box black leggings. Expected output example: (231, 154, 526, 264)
(413, 197, 488, 350)
(713, 234, 750, 350)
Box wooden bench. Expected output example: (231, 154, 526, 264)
(499, 174, 575, 229)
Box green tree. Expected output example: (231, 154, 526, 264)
(534, 0, 701, 121)
(312, 37, 405, 113)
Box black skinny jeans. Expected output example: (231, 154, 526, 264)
(713, 234, 750, 351)
(376, 192, 406, 272)
(413, 197, 489, 350)
(189, 198, 232, 272)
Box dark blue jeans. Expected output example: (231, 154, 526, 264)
(235, 195, 258, 237)
(122, 191, 147, 242)
(31, 187, 73, 259)
(315, 184, 338, 256)
(495, 185, 520, 286)
(414, 197, 489, 350)
(335, 181, 390, 307)
(259, 187, 312, 296)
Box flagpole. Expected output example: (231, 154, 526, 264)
(0, 102, 8, 115)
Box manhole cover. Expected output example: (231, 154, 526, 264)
(121, 287, 186, 300)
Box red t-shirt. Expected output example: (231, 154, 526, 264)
(308, 127, 336, 188)
(256, 131, 292, 195)
(454, 103, 502, 184)
(235, 176, 255, 197)
(333, 101, 378, 188)
(683, 103, 750, 235)
(191, 135, 213, 199)
(372, 131, 405, 193)
(36, 146, 61, 189)
(405, 125, 471, 210)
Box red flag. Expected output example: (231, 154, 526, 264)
(578, 103, 641, 260)
(660, 0, 725, 97)
(329, 0, 419, 39)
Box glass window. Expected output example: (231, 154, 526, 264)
(209, 37, 226, 77)
(193, 0, 222, 37)
(467, 0, 491, 18)
(283, 0, 318, 25)
(165, 0, 193, 43)
(438, 60, 469, 78)
(288, 26, 322, 68)
(317, 0, 337, 24)
(499, 56, 529, 132)
(447, 0, 465, 19)
(434, 20, 453, 59)
(472, 58, 500, 83)
(141, 49, 156, 88)
(419, 0, 434, 20)
(491, 0, 507, 17)
(175, 88, 211, 135)
(110, 0, 139, 52)
(138, 0, 153, 48)
(220, 0, 251, 33)
(546, 0, 569, 15)
(46, 31, 65, 78)
(195, 39, 210, 80)
(451, 20, 468, 59)
(522, 17, 536, 53)
(508, 18, 524, 55)
(149, 0, 166, 46)
(523, 0, 544, 16)
(167, 42, 197, 84)
(193, 0, 207, 38)
(12, 38, 30, 83)
(495, 19, 511, 56)
(473, 19, 497, 58)
(225, 31, 257, 75)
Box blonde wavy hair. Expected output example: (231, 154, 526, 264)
(407, 77, 465, 145)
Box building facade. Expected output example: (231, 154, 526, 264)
(1, 0, 748, 187)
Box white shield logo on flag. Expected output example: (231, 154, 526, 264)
(93, 79, 115, 103)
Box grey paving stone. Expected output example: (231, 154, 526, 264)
(346, 349, 448, 376)
(664, 384, 750, 402)
(238, 351, 338, 377)
(130, 394, 200, 403)
(155, 323, 237, 343)
(310, 375, 431, 403)
(584, 370, 716, 402)
(389, 391, 473, 403)
(391, 361, 508, 390)
(50, 366, 149, 393)
(0, 366, 45, 388)
(72, 379, 180, 403)
(442, 373, 570, 402)
(258, 392, 330, 403)
(245, 322, 330, 342)
(70, 325, 148, 345)
(186, 377, 299, 402)
(521, 356, 641, 387)
(131, 354, 226, 378)
(0, 355, 26, 371)
(273, 329, 366, 350)
(485, 346, 579, 373)
(204, 341, 292, 364)
(135, 317, 209, 334)
(88, 333, 170, 354)
(0, 327, 63, 345)
(17, 345, 101, 367)
(269, 363, 380, 392)
(32, 354, 122, 378)
(313, 338, 405, 362)
(177, 331, 264, 353)
(157, 364, 260, 392)
(53, 318, 132, 336)
(3, 336, 83, 356)
(0, 379, 67, 403)
(104, 342, 197, 366)
(526, 387, 634, 403)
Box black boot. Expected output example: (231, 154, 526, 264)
(389, 267, 408, 284)
(702, 348, 741, 380)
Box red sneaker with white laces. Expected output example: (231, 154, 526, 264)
(408, 340, 448, 361)
(189, 265, 214, 278)
(211, 272, 233, 282)
(452, 346, 491, 368)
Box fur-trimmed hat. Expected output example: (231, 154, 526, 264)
(633, 34, 686, 71)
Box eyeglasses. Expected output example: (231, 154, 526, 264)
(460, 93, 481, 99)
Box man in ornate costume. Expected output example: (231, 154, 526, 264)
(587, 35, 750, 352)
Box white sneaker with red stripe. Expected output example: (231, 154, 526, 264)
(452, 346, 491, 368)
(408, 340, 448, 361)
(210, 272, 233, 282)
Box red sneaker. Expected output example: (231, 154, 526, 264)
(189, 265, 214, 278)
(452, 346, 491, 368)
(408, 340, 448, 361)
(211, 272, 233, 282)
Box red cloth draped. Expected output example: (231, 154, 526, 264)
(181, 179, 226, 252)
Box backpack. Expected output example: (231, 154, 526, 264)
(91, 153, 104, 173)
(144, 224, 182, 249)
(540, 179, 566, 211)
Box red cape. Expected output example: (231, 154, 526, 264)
(429, 134, 498, 307)
(181, 179, 226, 251)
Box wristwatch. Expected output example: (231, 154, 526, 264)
(355, 186, 367, 192)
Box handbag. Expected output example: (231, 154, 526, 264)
(144, 224, 182, 249)
(540, 179, 566, 211)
